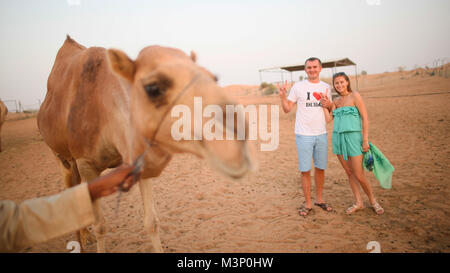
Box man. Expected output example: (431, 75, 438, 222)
(278, 57, 333, 216)
(0, 163, 136, 252)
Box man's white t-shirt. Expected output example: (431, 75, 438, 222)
(287, 80, 332, 136)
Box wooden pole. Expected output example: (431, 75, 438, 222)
(354, 65, 359, 91)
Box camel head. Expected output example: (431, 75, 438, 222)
(107, 46, 254, 179)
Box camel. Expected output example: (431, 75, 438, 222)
(0, 100, 8, 152)
(37, 36, 254, 252)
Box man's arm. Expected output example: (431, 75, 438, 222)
(281, 95, 296, 113)
(320, 88, 334, 111)
(0, 183, 96, 252)
(278, 81, 296, 113)
(322, 106, 333, 123)
(0, 164, 135, 252)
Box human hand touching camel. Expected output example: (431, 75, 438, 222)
(87, 164, 137, 200)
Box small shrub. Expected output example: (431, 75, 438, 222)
(260, 82, 270, 89)
(262, 84, 278, 96)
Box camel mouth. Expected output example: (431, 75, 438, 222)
(151, 136, 254, 179)
(199, 140, 254, 179)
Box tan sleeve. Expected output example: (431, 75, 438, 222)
(0, 183, 97, 252)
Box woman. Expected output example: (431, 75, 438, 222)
(321, 72, 384, 215)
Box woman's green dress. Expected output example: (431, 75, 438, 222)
(332, 106, 363, 160)
(332, 106, 394, 189)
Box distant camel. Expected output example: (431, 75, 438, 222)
(37, 36, 254, 252)
(0, 100, 8, 152)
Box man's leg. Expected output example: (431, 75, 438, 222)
(314, 167, 325, 203)
(296, 135, 314, 215)
(301, 171, 313, 209)
(313, 133, 332, 211)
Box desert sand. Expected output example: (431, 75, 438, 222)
(0, 70, 449, 253)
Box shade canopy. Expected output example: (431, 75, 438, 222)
(278, 58, 356, 72)
(258, 57, 359, 90)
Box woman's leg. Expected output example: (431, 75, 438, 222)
(347, 155, 376, 203)
(348, 154, 384, 214)
(336, 155, 364, 208)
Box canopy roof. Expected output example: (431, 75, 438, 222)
(260, 58, 356, 72)
(258, 57, 359, 91)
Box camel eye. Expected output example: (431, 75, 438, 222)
(144, 83, 164, 98)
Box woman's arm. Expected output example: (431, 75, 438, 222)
(353, 92, 369, 152)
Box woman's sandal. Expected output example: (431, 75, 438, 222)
(371, 202, 384, 215)
(345, 204, 364, 215)
(314, 202, 333, 212)
(298, 206, 313, 217)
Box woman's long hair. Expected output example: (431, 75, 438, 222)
(332, 72, 352, 95)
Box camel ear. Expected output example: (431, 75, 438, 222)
(190, 50, 197, 63)
(107, 49, 136, 82)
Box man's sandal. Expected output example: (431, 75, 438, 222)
(314, 202, 333, 212)
(371, 202, 384, 215)
(345, 204, 364, 215)
(298, 206, 313, 217)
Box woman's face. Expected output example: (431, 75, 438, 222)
(334, 76, 349, 93)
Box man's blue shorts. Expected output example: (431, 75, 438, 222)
(295, 133, 328, 172)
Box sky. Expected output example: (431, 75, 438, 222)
(0, 0, 449, 107)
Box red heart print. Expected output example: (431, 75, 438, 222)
(313, 92, 322, 101)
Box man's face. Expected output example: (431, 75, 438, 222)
(305, 60, 322, 80)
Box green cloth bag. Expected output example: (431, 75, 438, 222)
(363, 143, 394, 189)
